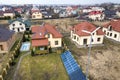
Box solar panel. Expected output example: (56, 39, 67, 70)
(61, 50, 86, 80)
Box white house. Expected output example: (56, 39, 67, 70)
(9, 19, 31, 32)
(88, 11, 105, 21)
(3, 10, 15, 18)
(31, 11, 43, 19)
(116, 10, 120, 17)
(71, 21, 104, 47)
(102, 19, 120, 42)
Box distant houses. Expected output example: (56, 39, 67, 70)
(0, 27, 16, 53)
(103, 19, 120, 42)
(31, 23, 62, 54)
(71, 21, 104, 47)
(8, 19, 31, 32)
(88, 11, 105, 21)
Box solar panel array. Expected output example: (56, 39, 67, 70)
(61, 50, 86, 80)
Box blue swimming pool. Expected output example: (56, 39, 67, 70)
(20, 42, 30, 51)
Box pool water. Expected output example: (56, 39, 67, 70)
(20, 42, 30, 51)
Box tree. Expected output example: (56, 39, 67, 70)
(31, 49, 34, 56)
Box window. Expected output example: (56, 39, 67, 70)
(97, 38, 101, 41)
(74, 36, 76, 39)
(91, 38, 94, 42)
(77, 37, 79, 41)
(55, 41, 58, 45)
(83, 39, 87, 44)
(114, 34, 117, 38)
(110, 33, 112, 37)
(48, 41, 50, 45)
(12, 24, 15, 26)
(20, 23, 22, 25)
(48, 34, 50, 38)
(104, 30, 106, 34)
(12, 28, 15, 30)
(0, 45, 3, 51)
(21, 27, 24, 30)
(107, 32, 109, 36)
(109, 26, 112, 31)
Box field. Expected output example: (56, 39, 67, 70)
(16, 53, 69, 80)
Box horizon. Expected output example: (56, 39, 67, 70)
(0, 0, 120, 5)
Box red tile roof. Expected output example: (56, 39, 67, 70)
(89, 11, 103, 15)
(72, 21, 104, 36)
(32, 39, 48, 47)
(31, 24, 62, 39)
(103, 20, 120, 32)
(31, 23, 62, 47)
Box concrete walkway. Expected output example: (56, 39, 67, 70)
(13, 52, 30, 80)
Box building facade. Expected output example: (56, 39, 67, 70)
(71, 21, 104, 47)
(103, 20, 120, 42)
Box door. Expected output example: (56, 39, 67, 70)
(83, 39, 87, 45)
(0, 45, 3, 51)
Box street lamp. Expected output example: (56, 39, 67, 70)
(82, 27, 101, 80)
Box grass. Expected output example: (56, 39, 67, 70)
(17, 53, 69, 80)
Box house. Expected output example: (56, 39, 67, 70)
(116, 9, 120, 17)
(31, 23, 62, 54)
(8, 19, 31, 32)
(31, 11, 42, 19)
(102, 19, 120, 42)
(59, 10, 67, 18)
(14, 8, 23, 14)
(42, 12, 52, 19)
(71, 21, 104, 47)
(0, 11, 4, 18)
(0, 27, 16, 53)
(3, 10, 15, 18)
(88, 11, 105, 21)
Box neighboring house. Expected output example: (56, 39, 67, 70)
(0, 27, 16, 53)
(116, 10, 120, 17)
(0, 11, 4, 18)
(8, 19, 31, 32)
(88, 11, 105, 21)
(71, 21, 104, 47)
(42, 12, 52, 19)
(102, 19, 120, 42)
(31, 11, 42, 19)
(3, 10, 15, 18)
(31, 23, 62, 54)
(14, 8, 23, 14)
(59, 10, 67, 18)
(104, 10, 116, 18)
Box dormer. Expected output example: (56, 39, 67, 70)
(108, 25, 112, 31)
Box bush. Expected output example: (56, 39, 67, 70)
(31, 49, 34, 56)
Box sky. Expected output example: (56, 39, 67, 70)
(0, 0, 120, 5)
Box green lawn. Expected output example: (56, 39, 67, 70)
(17, 53, 69, 80)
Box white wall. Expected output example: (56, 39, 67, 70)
(71, 30, 104, 46)
(32, 12, 42, 19)
(103, 27, 120, 42)
(9, 21, 26, 32)
(4, 13, 15, 18)
(45, 34, 62, 48)
(88, 14, 105, 21)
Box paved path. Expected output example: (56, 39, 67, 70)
(13, 52, 30, 80)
